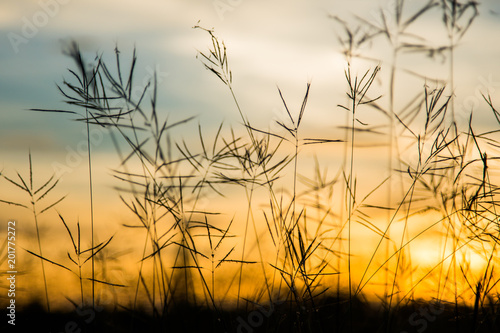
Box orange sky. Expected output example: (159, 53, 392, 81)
(2, 0, 500, 312)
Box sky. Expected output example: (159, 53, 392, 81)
(1, 0, 499, 151)
(2, 0, 498, 219)
(2, 0, 500, 307)
(1, 0, 499, 150)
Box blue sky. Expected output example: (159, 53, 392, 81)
(1, 0, 500, 221)
(1, 0, 499, 151)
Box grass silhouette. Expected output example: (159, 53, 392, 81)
(2, 1, 500, 332)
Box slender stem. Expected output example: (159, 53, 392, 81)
(348, 80, 356, 333)
(386, 53, 396, 304)
(293, 135, 298, 222)
(78, 256, 84, 308)
(237, 180, 255, 309)
(338, 93, 349, 333)
(85, 106, 95, 310)
(32, 202, 50, 313)
(450, 39, 455, 126)
(211, 252, 215, 302)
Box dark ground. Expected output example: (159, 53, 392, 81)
(1, 296, 499, 333)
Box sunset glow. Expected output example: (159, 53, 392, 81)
(2, 1, 500, 332)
